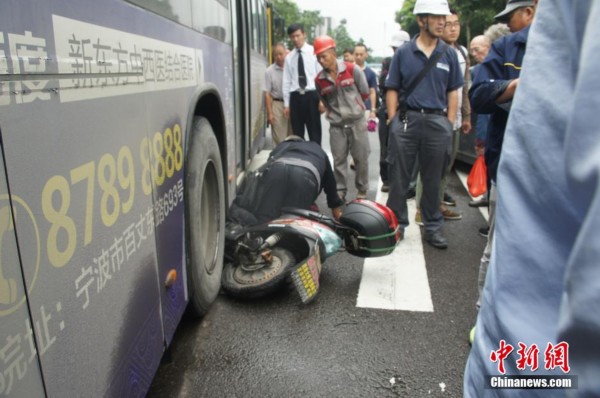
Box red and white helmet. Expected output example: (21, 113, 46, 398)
(314, 35, 336, 56)
(339, 199, 400, 257)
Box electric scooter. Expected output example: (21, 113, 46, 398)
(221, 200, 401, 303)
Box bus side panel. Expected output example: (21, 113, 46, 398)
(0, 2, 171, 396)
(0, 145, 46, 397)
(249, 48, 267, 157)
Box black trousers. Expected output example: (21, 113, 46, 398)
(377, 105, 389, 184)
(289, 90, 322, 145)
(254, 163, 319, 223)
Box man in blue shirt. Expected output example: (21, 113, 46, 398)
(469, 0, 535, 314)
(353, 43, 378, 118)
(385, 0, 463, 248)
(465, 0, 600, 395)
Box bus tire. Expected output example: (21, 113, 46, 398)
(185, 117, 225, 317)
(221, 247, 296, 299)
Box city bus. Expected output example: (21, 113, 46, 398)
(0, 0, 271, 396)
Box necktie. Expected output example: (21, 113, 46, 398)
(297, 49, 307, 89)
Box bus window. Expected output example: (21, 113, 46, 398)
(127, 0, 193, 27)
(192, 0, 231, 43)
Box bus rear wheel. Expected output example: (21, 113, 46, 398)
(185, 117, 225, 317)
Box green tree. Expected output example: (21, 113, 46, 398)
(452, 0, 506, 45)
(271, 0, 301, 45)
(301, 10, 324, 43)
(330, 19, 356, 57)
(396, 0, 509, 46)
(397, 0, 419, 37)
(271, 0, 324, 47)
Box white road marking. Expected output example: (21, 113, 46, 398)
(356, 180, 434, 312)
(455, 170, 489, 222)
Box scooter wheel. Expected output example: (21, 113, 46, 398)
(221, 247, 296, 299)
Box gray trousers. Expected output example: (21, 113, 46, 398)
(386, 111, 452, 233)
(415, 127, 459, 206)
(330, 118, 370, 195)
(476, 182, 496, 309)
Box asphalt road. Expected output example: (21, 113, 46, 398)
(148, 119, 487, 397)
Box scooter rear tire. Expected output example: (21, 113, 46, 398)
(221, 247, 296, 299)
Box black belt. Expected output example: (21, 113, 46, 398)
(272, 98, 283, 101)
(407, 107, 447, 116)
(291, 90, 315, 96)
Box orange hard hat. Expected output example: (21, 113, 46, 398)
(314, 35, 336, 55)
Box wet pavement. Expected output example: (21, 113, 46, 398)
(148, 122, 486, 397)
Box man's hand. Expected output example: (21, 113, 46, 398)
(462, 119, 472, 134)
(332, 207, 342, 220)
(318, 101, 326, 114)
(475, 144, 485, 157)
(284, 107, 290, 118)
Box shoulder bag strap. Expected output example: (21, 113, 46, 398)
(404, 43, 448, 100)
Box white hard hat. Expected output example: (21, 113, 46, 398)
(390, 31, 410, 47)
(413, 0, 451, 15)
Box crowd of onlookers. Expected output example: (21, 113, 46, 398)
(261, 0, 599, 395)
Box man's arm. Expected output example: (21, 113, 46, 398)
(265, 91, 274, 125)
(353, 65, 370, 100)
(322, 159, 343, 212)
(447, 89, 459, 126)
(495, 78, 519, 104)
(367, 69, 378, 116)
(461, 54, 472, 133)
(386, 89, 398, 122)
(369, 87, 377, 116)
(264, 69, 274, 124)
(282, 55, 292, 118)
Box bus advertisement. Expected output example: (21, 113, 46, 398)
(0, 0, 270, 396)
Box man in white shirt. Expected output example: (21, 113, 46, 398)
(264, 43, 293, 146)
(282, 23, 323, 145)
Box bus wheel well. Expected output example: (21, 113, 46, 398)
(193, 94, 226, 180)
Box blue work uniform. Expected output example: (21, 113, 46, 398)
(384, 36, 463, 234)
(464, 1, 600, 396)
(362, 66, 378, 110)
(469, 25, 530, 183)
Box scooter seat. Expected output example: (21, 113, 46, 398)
(280, 207, 333, 224)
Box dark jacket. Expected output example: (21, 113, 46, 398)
(469, 25, 530, 183)
(270, 140, 342, 209)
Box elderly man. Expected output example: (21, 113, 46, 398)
(264, 43, 293, 146)
(468, 35, 492, 210)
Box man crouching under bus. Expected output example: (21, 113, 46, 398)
(229, 135, 343, 226)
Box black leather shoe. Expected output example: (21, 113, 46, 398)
(424, 231, 448, 249)
(442, 193, 456, 206)
(469, 198, 489, 208)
